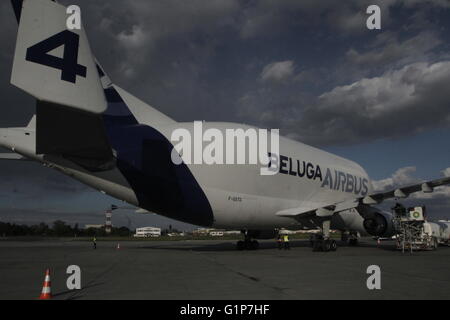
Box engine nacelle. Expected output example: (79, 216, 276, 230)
(247, 230, 277, 239)
(363, 211, 395, 237)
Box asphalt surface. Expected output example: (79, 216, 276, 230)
(0, 238, 449, 300)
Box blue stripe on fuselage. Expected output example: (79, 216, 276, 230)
(101, 87, 213, 227)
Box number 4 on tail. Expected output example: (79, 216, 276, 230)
(26, 30, 87, 84)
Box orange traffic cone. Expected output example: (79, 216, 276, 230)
(39, 269, 52, 300)
(116, 243, 120, 250)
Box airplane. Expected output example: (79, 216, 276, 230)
(1, 0, 449, 251)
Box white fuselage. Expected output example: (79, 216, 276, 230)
(157, 122, 372, 229)
(0, 125, 372, 232)
(0, 86, 374, 232)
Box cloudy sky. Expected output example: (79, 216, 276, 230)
(0, 0, 449, 229)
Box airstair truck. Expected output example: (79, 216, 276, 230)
(393, 205, 438, 252)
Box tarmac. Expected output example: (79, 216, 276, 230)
(0, 238, 449, 300)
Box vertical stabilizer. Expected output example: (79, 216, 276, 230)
(11, 0, 106, 114)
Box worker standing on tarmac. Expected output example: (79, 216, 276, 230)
(277, 235, 283, 250)
(93, 236, 97, 250)
(283, 234, 290, 250)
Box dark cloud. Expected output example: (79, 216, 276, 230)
(346, 31, 442, 67)
(289, 61, 450, 146)
(0, 0, 449, 224)
(0, 2, 35, 128)
(234, 0, 450, 39)
(0, 161, 89, 197)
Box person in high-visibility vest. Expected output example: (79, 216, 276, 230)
(283, 235, 290, 250)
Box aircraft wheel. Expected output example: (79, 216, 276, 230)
(236, 240, 245, 250)
(432, 238, 438, 250)
(330, 240, 338, 251)
(341, 233, 349, 242)
(312, 240, 321, 252)
(309, 234, 316, 247)
(251, 240, 259, 250)
(322, 240, 331, 252)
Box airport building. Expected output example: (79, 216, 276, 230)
(105, 210, 112, 234)
(134, 227, 161, 238)
(84, 224, 104, 230)
(192, 228, 215, 236)
(193, 228, 241, 237)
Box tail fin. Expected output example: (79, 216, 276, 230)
(11, 0, 106, 114)
(9, 0, 113, 169)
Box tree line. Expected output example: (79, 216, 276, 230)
(0, 220, 132, 237)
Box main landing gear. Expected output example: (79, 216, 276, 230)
(311, 235, 338, 252)
(341, 231, 359, 246)
(236, 231, 259, 250)
(310, 220, 337, 252)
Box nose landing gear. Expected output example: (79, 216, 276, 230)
(236, 239, 259, 250)
(342, 231, 359, 246)
(236, 231, 259, 250)
(311, 235, 338, 252)
(310, 220, 338, 252)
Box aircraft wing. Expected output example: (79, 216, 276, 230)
(276, 199, 359, 218)
(361, 176, 450, 204)
(276, 176, 450, 218)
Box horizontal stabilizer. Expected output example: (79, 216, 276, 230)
(36, 100, 113, 170)
(0, 153, 27, 160)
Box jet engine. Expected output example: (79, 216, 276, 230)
(362, 211, 395, 237)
